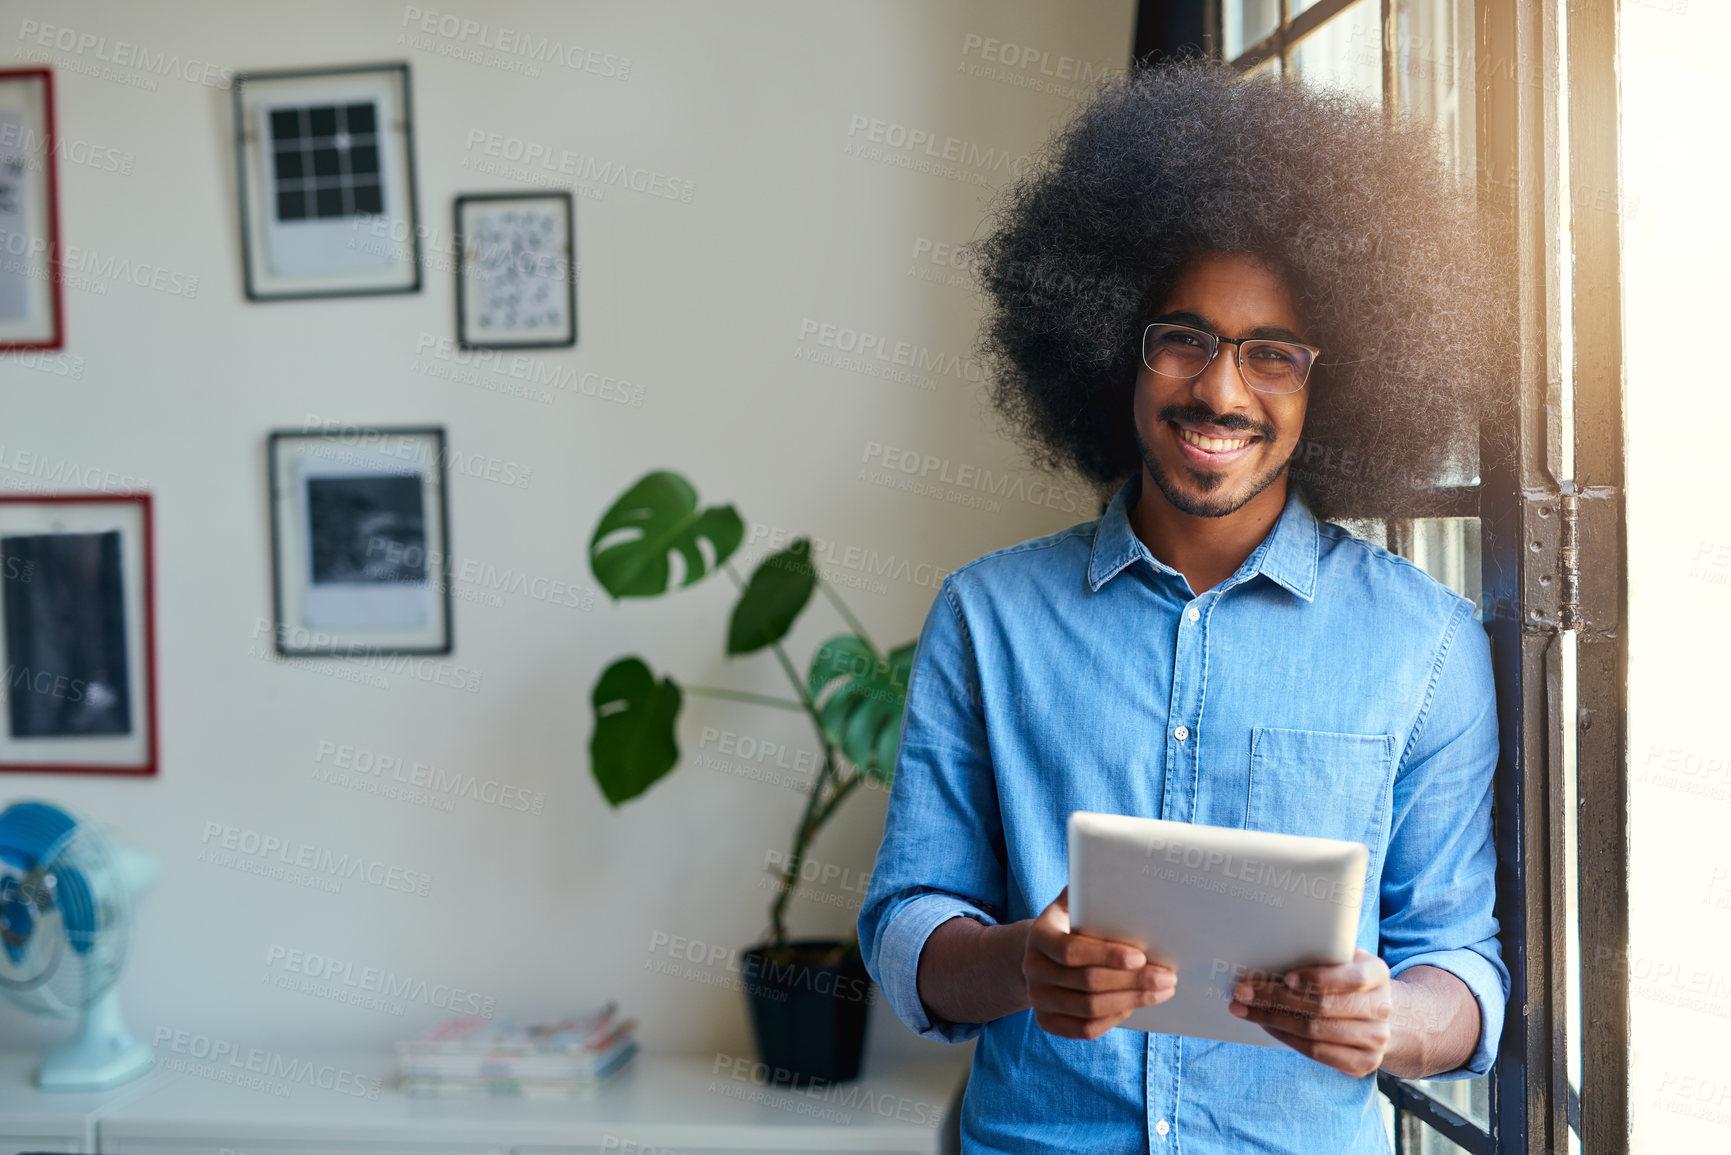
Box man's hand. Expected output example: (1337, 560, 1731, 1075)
(1229, 948, 1394, 1077)
(1024, 886, 1175, 1039)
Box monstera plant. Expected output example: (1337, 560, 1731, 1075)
(587, 470, 912, 1085)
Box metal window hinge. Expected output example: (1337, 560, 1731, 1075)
(1520, 484, 1621, 639)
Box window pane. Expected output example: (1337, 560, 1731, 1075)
(1406, 517, 1482, 612)
(1412, 1073, 1491, 1130)
(1223, 0, 1281, 62)
(1288, 0, 1383, 104)
(1397, 0, 1476, 178)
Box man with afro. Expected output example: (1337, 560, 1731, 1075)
(859, 59, 1511, 1153)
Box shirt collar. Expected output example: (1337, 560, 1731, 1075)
(1086, 475, 1319, 602)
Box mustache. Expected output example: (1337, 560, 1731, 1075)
(1158, 404, 1274, 441)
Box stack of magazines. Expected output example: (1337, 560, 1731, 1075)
(397, 1004, 637, 1099)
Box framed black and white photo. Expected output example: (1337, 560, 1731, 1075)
(455, 191, 575, 349)
(0, 68, 63, 350)
(0, 494, 157, 775)
(268, 426, 451, 657)
(233, 62, 421, 300)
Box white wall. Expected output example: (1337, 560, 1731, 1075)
(0, 0, 1135, 1069)
(1619, 0, 1731, 1146)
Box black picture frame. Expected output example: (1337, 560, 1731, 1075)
(266, 426, 452, 658)
(454, 190, 577, 350)
(232, 61, 422, 302)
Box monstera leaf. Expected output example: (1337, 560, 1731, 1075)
(590, 471, 744, 599)
(590, 657, 683, 805)
(727, 538, 817, 655)
(808, 635, 917, 781)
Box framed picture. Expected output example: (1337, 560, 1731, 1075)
(232, 62, 421, 301)
(455, 191, 576, 349)
(267, 426, 451, 657)
(0, 68, 63, 350)
(0, 494, 156, 776)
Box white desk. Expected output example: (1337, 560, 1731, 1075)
(0, 1051, 967, 1155)
(0, 1053, 177, 1154)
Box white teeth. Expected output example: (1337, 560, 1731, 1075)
(1176, 427, 1251, 453)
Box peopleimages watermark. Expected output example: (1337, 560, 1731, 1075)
(759, 848, 871, 913)
(793, 317, 984, 393)
(400, 6, 631, 79)
(1689, 538, 1731, 590)
(1594, 944, 1731, 1019)
(198, 821, 434, 898)
(859, 440, 1087, 516)
(412, 334, 647, 407)
(709, 1054, 941, 1127)
(460, 129, 694, 203)
(262, 942, 496, 1018)
(299, 416, 534, 489)
(313, 739, 548, 816)
(248, 618, 484, 693)
(1636, 740, 1731, 804)
(15, 20, 233, 89)
(743, 521, 954, 596)
(0, 119, 134, 176)
(360, 539, 599, 614)
(1140, 835, 1365, 911)
(644, 930, 783, 1001)
(957, 32, 1123, 101)
(151, 1028, 380, 1100)
(0, 447, 147, 491)
(843, 114, 1031, 188)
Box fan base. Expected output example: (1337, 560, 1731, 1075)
(37, 1032, 154, 1092)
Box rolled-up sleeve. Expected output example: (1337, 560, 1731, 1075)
(1380, 601, 1509, 1079)
(858, 574, 1007, 1043)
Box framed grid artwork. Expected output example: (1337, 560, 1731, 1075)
(232, 62, 421, 301)
(0, 68, 63, 350)
(0, 493, 157, 776)
(455, 191, 576, 350)
(267, 426, 452, 657)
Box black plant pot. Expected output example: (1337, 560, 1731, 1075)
(741, 938, 873, 1088)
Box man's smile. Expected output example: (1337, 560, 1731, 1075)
(1168, 417, 1263, 468)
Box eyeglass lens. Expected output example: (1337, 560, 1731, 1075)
(1142, 324, 1314, 394)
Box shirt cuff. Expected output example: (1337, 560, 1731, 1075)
(1389, 948, 1507, 1079)
(871, 892, 1000, 1043)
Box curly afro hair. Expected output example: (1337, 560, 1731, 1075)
(970, 58, 1515, 522)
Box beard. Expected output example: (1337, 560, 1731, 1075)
(1134, 422, 1293, 519)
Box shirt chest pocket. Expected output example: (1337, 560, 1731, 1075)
(1246, 727, 1397, 861)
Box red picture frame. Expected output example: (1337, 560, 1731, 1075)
(0, 67, 64, 352)
(0, 493, 157, 776)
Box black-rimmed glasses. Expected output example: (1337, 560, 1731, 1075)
(1141, 322, 1321, 395)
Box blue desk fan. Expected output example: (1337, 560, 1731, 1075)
(0, 800, 157, 1090)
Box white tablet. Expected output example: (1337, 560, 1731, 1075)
(1066, 810, 1369, 1047)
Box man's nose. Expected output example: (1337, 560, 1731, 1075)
(1190, 340, 1255, 412)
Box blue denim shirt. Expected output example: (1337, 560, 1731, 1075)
(859, 477, 1506, 1154)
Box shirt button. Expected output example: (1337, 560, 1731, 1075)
(1186, 606, 1200, 622)
(1174, 725, 1188, 741)
(1156, 1119, 1171, 1136)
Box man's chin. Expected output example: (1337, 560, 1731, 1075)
(1145, 453, 1281, 520)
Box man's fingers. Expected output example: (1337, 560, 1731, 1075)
(1281, 951, 1390, 995)
(1028, 956, 1174, 994)
(1255, 1023, 1383, 1078)
(1034, 982, 1171, 1021)
(1233, 980, 1391, 1021)
(1031, 926, 1148, 970)
(1231, 999, 1391, 1047)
